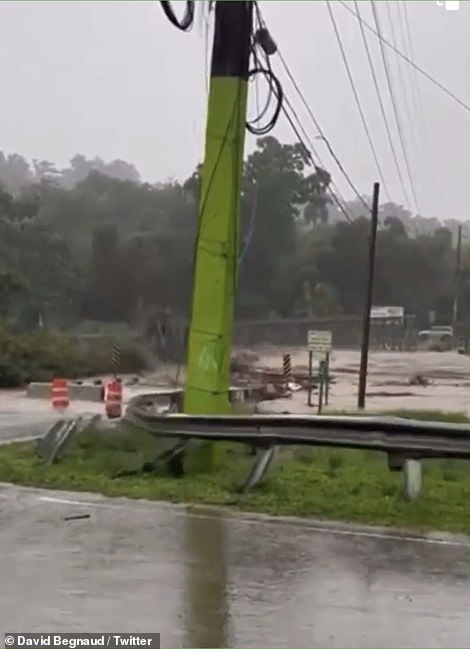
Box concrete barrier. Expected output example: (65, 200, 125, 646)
(126, 384, 266, 414)
(27, 382, 104, 403)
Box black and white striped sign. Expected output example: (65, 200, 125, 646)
(111, 343, 121, 375)
(282, 353, 292, 384)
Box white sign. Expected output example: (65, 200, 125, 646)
(307, 330, 332, 357)
(370, 306, 404, 321)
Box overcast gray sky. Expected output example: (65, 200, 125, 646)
(0, 1, 468, 219)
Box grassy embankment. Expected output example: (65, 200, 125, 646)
(1, 408, 470, 534)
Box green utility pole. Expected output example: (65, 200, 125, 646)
(183, 2, 253, 469)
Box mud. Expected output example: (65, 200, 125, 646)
(251, 348, 470, 415)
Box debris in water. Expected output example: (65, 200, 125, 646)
(408, 373, 429, 386)
(63, 514, 91, 522)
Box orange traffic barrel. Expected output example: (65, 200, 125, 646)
(51, 378, 69, 411)
(105, 379, 122, 419)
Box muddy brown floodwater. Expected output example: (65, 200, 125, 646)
(251, 348, 470, 415)
(1, 485, 469, 648)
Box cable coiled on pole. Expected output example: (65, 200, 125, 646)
(160, 1, 194, 31)
(246, 66, 283, 136)
(246, 5, 283, 136)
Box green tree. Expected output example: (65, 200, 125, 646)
(238, 136, 311, 316)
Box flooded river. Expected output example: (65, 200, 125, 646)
(1, 485, 469, 648)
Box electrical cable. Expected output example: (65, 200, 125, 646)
(253, 1, 364, 220)
(262, 78, 355, 225)
(274, 47, 370, 214)
(325, 0, 391, 200)
(353, 0, 411, 209)
(276, 90, 352, 217)
(396, 2, 420, 117)
(160, 1, 194, 31)
(369, 0, 420, 214)
(246, 9, 283, 136)
(401, 0, 422, 113)
(239, 62, 262, 265)
(397, 0, 437, 192)
(279, 87, 354, 224)
(389, 1, 429, 197)
(246, 67, 283, 135)
(398, 1, 425, 135)
(384, 1, 416, 150)
(338, 0, 470, 116)
(203, 5, 211, 97)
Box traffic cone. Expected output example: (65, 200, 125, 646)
(105, 379, 122, 419)
(51, 378, 69, 411)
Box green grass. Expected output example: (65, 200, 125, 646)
(1, 409, 470, 534)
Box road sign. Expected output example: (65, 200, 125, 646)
(307, 330, 332, 357)
(370, 306, 404, 321)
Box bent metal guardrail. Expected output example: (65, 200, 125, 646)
(123, 407, 470, 499)
(124, 410, 470, 457)
(35, 404, 470, 501)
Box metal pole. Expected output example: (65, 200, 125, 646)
(358, 182, 380, 410)
(325, 351, 330, 406)
(318, 361, 324, 414)
(307, 350, 313, 407)
(452, 224, 462, 343)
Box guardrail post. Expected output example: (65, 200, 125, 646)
(403, 459, 422, 501)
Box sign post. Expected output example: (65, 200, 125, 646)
(307, 330, 332, 410)
(318, 359, 326, 414)
(324, 351, 330, 406)
(307, 350, 313, 407)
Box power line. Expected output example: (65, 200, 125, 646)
(369, 0, 419, 214)
(274, 47, 369, 213)
(325, 0, 390, 199)
(338, 0, 470, 115)
(398, 0, 437, 192)
(245, 18, 352, 251)
(397, 0, 423, 128)
(384, 1, 417, 154)
(254, 2, 368, 212)
(280, 90, 354, 224)
(352, 0, 410, 208)
(253, 1, 359, 223)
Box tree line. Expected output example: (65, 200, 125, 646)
(0, 136, 468, 334)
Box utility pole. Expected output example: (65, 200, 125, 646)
(357, 182, 380, 410)
(183, 2, 253, 469)
(452, 224, 462, 338)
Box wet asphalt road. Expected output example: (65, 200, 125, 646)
(0, 391, 97, 444)
(1, 485, 469, 648)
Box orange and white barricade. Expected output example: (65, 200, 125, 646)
(51, 378, 69, 411)
(105, 379, 122, 419)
